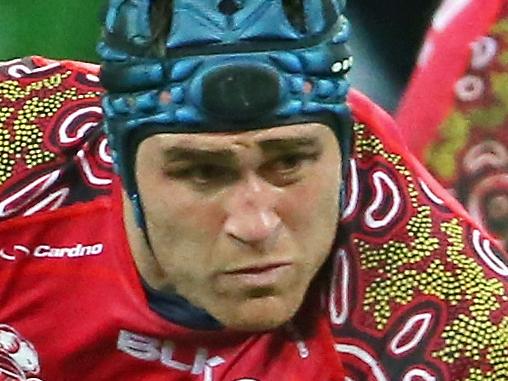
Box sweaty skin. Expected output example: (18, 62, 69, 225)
(123, 123, 342, 331)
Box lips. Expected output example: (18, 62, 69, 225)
(224, 262, 292, 275)
(218, 262, 293, 289)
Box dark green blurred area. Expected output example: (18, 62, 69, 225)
(0, 1, 104, 62)
(0, 0, 440, 111)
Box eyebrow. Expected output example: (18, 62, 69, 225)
(258, 137, 321, 153)
(163, 136, 321, 163)
(163, 147, 236, 164)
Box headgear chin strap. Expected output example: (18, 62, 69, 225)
(99, 0, 354, 228)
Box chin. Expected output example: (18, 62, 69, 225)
(215, 294, 303, 332)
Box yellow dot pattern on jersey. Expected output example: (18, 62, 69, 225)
(354, 123, 419, 208)
(353, 123, 508, 379)
(361, 205, 441, 328)
(433, 219, 508, 381)
(0, 70, 101, 185)
(0, 72, 71, 102)
(0, 106, 15, 183)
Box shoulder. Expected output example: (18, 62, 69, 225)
(0, 57, 112, 221)
(336, 90, 508, 380)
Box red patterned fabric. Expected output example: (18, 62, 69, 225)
(397, 0, 508, 248)
(0, 57, 508, 380)
(0, 57, 108, 219)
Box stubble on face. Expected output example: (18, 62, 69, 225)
(125, 123, 342, 331)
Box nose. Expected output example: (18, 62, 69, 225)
(224, 172, 281, 250)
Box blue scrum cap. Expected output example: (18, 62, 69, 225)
(98, 0, 353, 224)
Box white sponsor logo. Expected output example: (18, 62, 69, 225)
(0, 324, 44, 381)
(117, 330, 225, 381)
(33, 243, 103, 258)
(0, 246, 29, 262)
(0, 243, 104, 261)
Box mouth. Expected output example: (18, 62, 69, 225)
(219, 262, 293, 288)
(224, 262, 292, 275)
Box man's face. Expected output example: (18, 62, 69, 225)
(133, 122, 342, 331)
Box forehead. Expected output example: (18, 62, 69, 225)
(147, 123, 335, 150)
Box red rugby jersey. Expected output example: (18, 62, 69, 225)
(0, 57, 507, 381)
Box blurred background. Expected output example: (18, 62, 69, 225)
(0, 0, 442, 111)
(348, 0, 441, 111)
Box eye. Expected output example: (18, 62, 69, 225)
(168, 164, 237, 187)
(271, 153, 308, 173)
(261, 151, 320, 184)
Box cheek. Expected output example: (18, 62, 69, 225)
(280, 170, 341, 231)
(277, 164, 340, 268)
(139, 180, 223, 281)
(139, 174, 225, 239)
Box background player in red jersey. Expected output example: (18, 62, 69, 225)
(397, 0, 508, 250)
